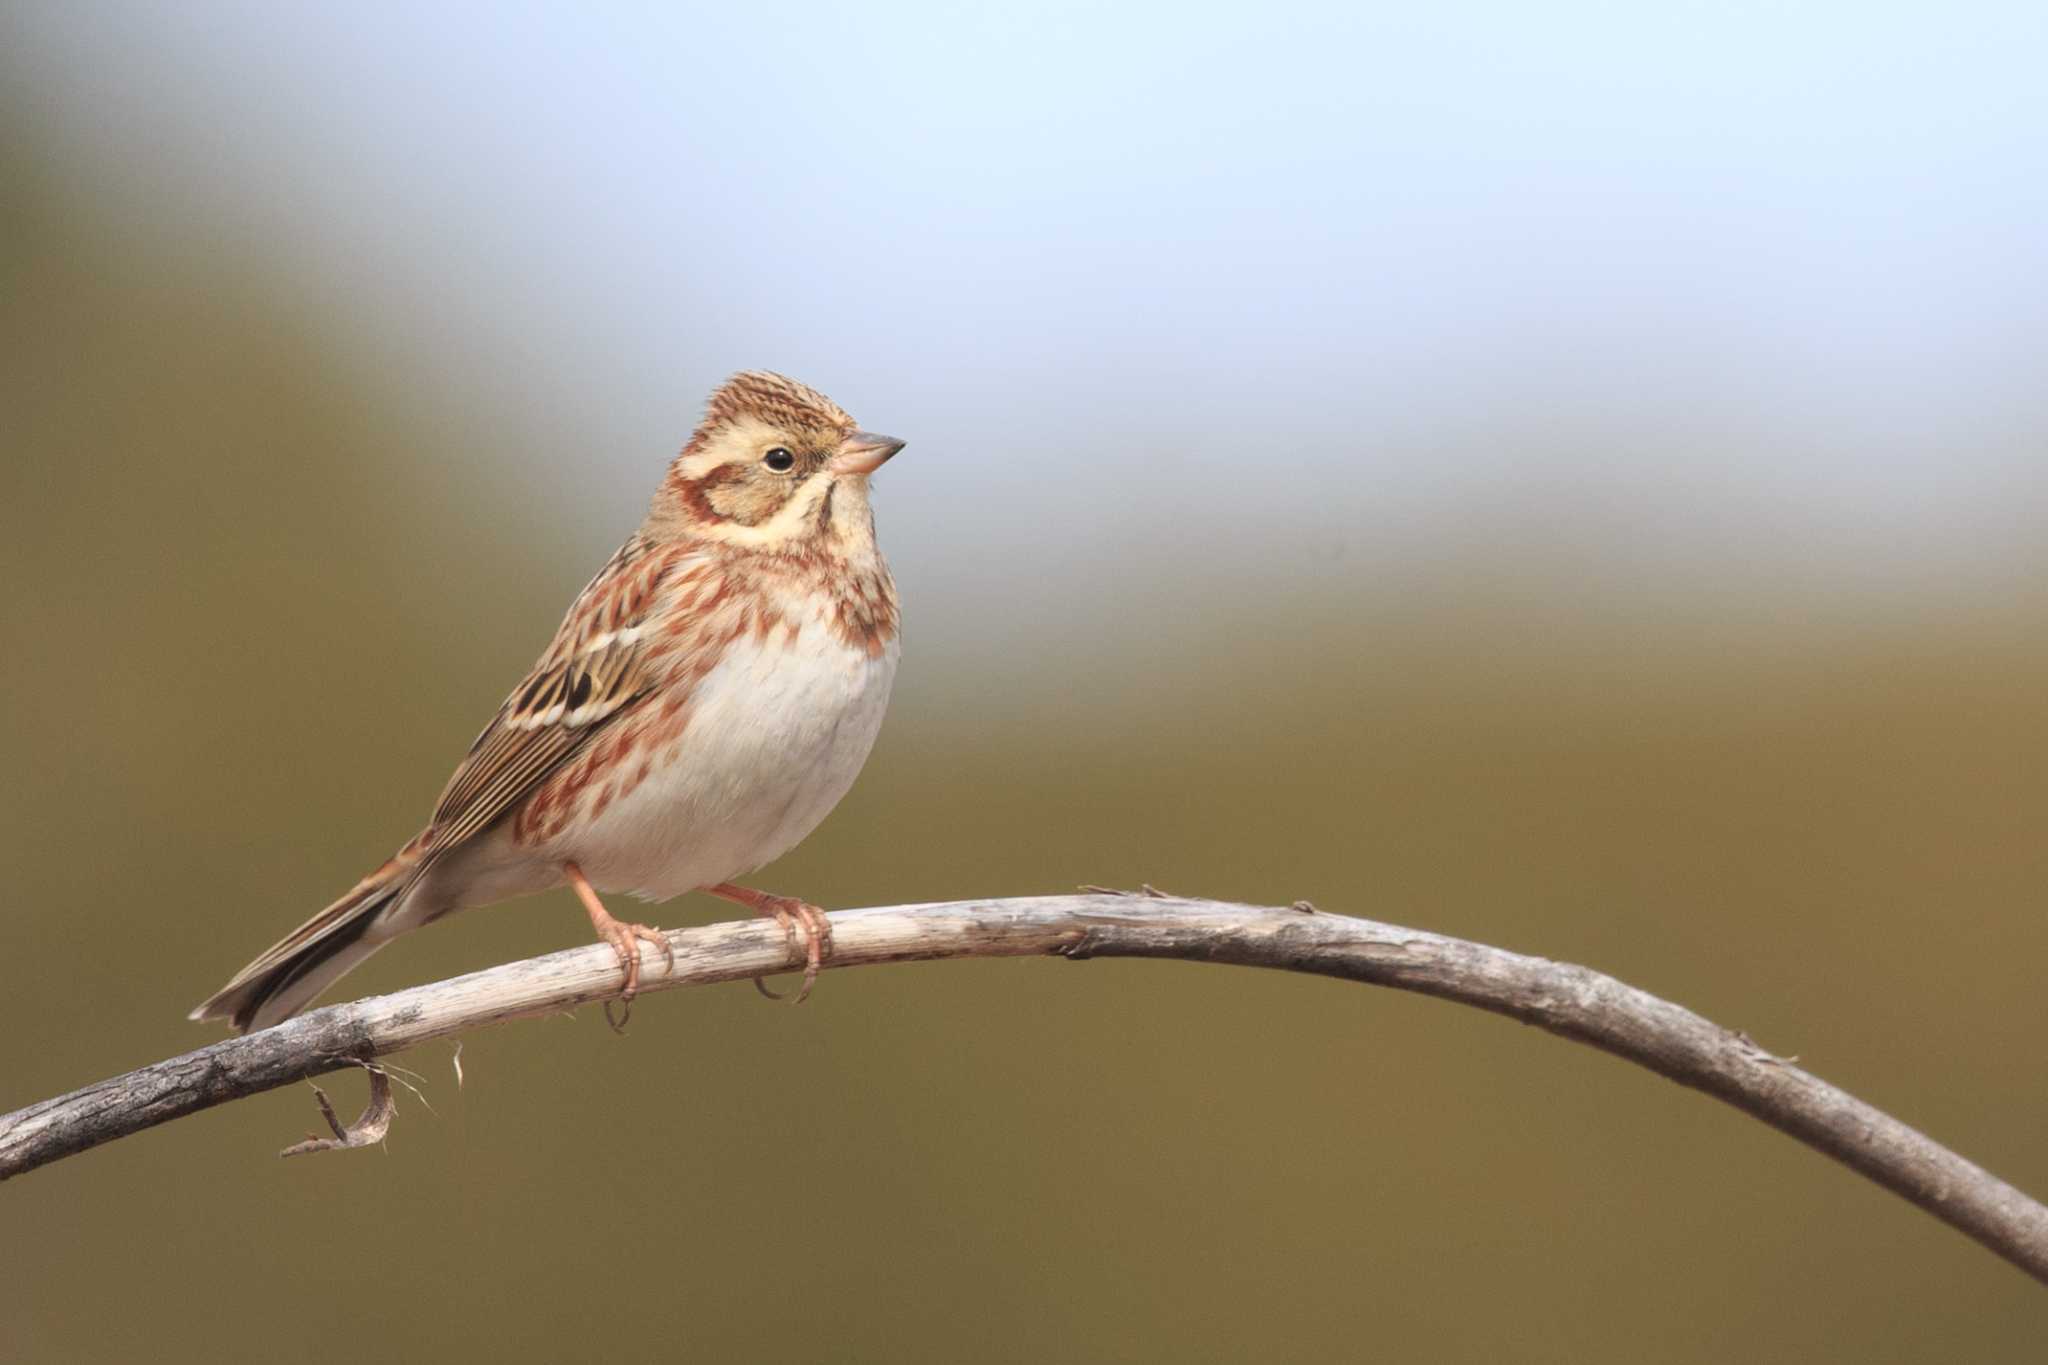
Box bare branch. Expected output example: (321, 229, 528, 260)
(2, 894, 2042, 1283)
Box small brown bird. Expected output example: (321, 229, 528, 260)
(192, 371, 903, 1032)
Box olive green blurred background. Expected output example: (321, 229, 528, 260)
(5, 5, 2047, 1361)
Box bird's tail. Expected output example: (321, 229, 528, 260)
(189, 854, 417, 1033)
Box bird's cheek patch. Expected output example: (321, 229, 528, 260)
(698, 463, 782, 526)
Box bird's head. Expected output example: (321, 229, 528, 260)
(653, 371, 902, 554)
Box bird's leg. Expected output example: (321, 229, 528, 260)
(704, 882, 832, 1004)
(566, 862, 673, 1028)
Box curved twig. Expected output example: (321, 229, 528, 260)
(1, 893, 2042, 1283)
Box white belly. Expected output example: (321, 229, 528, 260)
(560, 621, 898, 900)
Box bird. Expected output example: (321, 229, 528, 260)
(191, 370, 904, 1033)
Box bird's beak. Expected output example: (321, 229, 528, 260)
(831, 431, 906, 476)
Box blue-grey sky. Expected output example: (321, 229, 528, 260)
(9, 1, 2045, 625)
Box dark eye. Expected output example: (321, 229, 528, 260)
(763, 447, 796, 471)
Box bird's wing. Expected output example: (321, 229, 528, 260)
(425, 537, 704, 853)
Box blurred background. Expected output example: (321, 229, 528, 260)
(5, 1, 2046, 1358)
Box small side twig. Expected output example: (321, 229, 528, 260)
(279, 1067, 394, 1158)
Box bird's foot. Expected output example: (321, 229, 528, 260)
(565, 862, 672, 1031)
(706, 883, 832, 1003)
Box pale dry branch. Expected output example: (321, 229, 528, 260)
(1, 893, 2043, 1284)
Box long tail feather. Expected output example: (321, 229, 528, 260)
(190, 860, 412, 1033)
